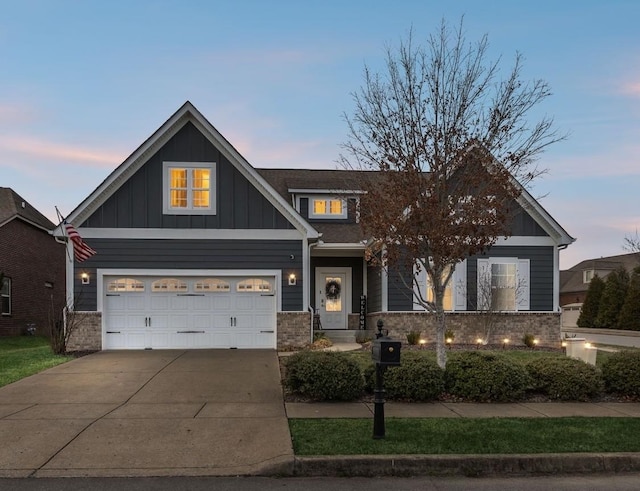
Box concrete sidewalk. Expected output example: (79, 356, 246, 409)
(0, 350, 293, 478)
(286, 401, 640, 419)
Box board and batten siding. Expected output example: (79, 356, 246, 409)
(81, 122, 293, 230)
(73, 239, 303, 312)
(386, 245, 555, 312)
(366, 264, 383, 313)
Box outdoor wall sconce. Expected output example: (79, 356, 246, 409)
(81, 272, 90, 285)
(288, 273, 297, 286)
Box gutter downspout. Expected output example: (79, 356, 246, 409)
(306, 236, 321, 343)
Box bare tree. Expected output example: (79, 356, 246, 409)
(623, 230, 640, 253)
(340, 19, 564, 367)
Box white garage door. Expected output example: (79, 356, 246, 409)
(103, 275, 276, 349)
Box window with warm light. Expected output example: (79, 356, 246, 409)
(426, 266, 453, 311)
(310, 197, 347, 219)
(163, 162, 216, 214)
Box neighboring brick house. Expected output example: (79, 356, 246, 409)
(560, 252, 640, 306)
(0, 188, 66, 336)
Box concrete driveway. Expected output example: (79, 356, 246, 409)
(0, 350, 293, 478)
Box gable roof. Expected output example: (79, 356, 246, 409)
(561, 252, 640, 294)
(0, 187, 55, 232)
(54, 102, 318, 239)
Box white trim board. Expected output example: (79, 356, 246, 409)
(78, 228, 304, 240)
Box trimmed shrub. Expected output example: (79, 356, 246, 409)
(406, 330, 422, 345)
(601, 350, 640, 398)
(364, 352, 444, 401)
(577, 275, 605, 328)
(444, 351, 531, 402)
(526, 356, 603, 401)
(522, 333, 536, 348)
(284, 351, 364, 401)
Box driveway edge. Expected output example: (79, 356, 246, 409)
(292, 453, 640, 477)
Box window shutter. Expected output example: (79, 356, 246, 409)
(413, 260, 427, 311)
(453, 259, 467, 311)
(517, 259, 531, 310)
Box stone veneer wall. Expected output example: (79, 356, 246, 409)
(67, 312, 102, 352)
(277, 311, 312, 349)
(366, 311, 562, 347)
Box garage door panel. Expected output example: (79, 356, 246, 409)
(104, 274, 276, 350)
(212, 295, 231, 310)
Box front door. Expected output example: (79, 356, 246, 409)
(315, 267, 350, 330)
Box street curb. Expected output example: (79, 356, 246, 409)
(292, 453, 640, 477)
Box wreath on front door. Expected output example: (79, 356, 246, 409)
(325, 280, 341, 300)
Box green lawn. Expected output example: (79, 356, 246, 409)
(0, 336, 72, 388)
(290, 417, 640, 455)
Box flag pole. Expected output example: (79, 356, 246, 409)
(54, 206, 73, 262)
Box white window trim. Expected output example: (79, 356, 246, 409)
(477, 257, 530, 311)
(308, 196, 348, 219)
(162, 161, 216, 215)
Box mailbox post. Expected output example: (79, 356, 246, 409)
(371, 320, 401, 439)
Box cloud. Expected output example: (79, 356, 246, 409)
(621, 81, 640, 97)
(0, 135, 124, 168)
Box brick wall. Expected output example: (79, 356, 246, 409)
(66, 312, 102, 351)
(366, 311, 562, 347)
(0, 219, 66, 336)
(277, 311, 311, 349)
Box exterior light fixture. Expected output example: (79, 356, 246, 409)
(502, 338, 510, 349)
(288, 273, 297, 286)
(476, 338, 483, 349)
(533, 339, 539, 347)
(419, 339, 427, 349)
(585, 342, 592, 349)
(81, 272, 90, 285)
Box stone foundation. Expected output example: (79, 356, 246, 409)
(366, 311, 562, 347)
(277, 311, 312, 349)
(67, 312, 102, 352)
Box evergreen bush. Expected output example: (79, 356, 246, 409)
(526, 356, 603, 401)
(444, 351, 531, 402)
(284, 351, 364, 401)
(577, 275, 605, 328)
(618, 267, 640, 330)
(596, 268, 629, 328)
(601, 350, 640, 398)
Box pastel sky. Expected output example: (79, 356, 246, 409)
(1, 0, 638, 269)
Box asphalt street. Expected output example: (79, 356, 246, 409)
(2, 475, 640, 491)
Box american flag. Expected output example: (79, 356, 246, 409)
(64, 221, 97, 262)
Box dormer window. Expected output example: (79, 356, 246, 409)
(583, 270, 594, 284)
(310, 197, 347, 219)
(163, 162, 216, 215)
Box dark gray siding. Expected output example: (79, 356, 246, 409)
(74, 239, 303, 311)
(509, 203, 548, 236)
(310, 257, 363, 313)
(82, 122, 293, 230)
(387, 264, 415, 311)
(467, 246, 554, 311)
(366, 264, 382, 312)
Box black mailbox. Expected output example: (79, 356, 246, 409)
(372, 337, 401, 366)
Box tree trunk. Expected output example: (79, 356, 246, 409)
(434, 283, 448, 368)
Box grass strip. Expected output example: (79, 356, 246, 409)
(0, 336, 72, 387)
(290, 417, 640, 455)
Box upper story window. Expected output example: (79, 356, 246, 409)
(583, 269, 595, 284)
(194, 278, 230, 292)
(1, 276, 11, 316)
(163, 162, 216, 215)
(310, 197, 347, 219)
